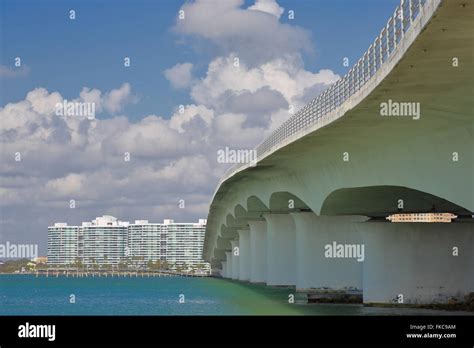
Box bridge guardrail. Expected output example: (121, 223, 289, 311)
(216, 0, 429, 190)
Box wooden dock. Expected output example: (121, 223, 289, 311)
(34, 269, 210, 278)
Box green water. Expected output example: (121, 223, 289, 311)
(0, 275, 469, 315)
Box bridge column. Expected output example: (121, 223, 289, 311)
(362, 222, 474, 304)
(221, 261, 227, 278)
(230, 240, 240, 280)
(291, 213, 366, 292)
(249, 220, 267, 283)
(263, 214, 296, 286)
(237, 229, 250, 281)
(227, 260, 231, 279)
(225, 251, 233, 279)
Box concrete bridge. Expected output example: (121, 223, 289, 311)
(203, 0, 473, 305)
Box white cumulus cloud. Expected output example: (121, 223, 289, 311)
(248, 0, 284, 19)
(174, 0, 312, 65)
(1, 0, 342, 254)
(191, 54, 339, 115)
(164, 62, 194, 89)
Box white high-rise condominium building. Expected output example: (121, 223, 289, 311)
(164, 219, 208, 271)
(127, 220, 167, 266)
(47, 215, 209, 272)
(80, 215, 129, 266)
(48, 215, 129, 267)
(47, 223, 79, 265)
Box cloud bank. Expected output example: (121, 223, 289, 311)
(1, 0, 339, 253)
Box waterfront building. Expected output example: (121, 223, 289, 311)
(127, 220, 167, 268)
(31, 256, 48, 264)
(80, 215, 129, 267)
(47, 215, 209, 272)
(164, 219, 209, 272)
(47, 223, 80, 265)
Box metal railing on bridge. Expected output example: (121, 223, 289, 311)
(217, 0, 430, 188)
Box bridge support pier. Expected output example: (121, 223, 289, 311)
(292, 213, 365, 292)
(263, 214, 296, 286)
(225, 251, 233, 280)
(362, 222, 474, 304)
(249, 220, 267, 283)
(237, 229, 251, 281)
(221, 261, 227, 278)
(230, 240, 240, 280)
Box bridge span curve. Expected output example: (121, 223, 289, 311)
(204, 0, 473, 305)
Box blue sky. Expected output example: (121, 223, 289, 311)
(1, 0, 401, 252)
(2, 0, 399, 120)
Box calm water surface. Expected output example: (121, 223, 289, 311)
(0, 275, 470, 315)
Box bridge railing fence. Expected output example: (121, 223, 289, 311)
(219, 0, 429, 183)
